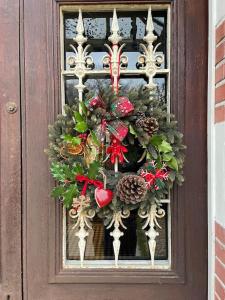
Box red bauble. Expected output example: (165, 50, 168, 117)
(95, 187, 113, 208)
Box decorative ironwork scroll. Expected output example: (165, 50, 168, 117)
(138, 203, 166, 266)
(137, 7, 165, 90)
(107, 210, 130, 267)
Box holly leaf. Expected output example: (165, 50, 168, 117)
(150, 135, 163, 147)
(51, 185, 66, 198)
(50, 162, 67, 182)
(167, 157, 178, 171)
(74, 111, 84, 123)
(158, 140, 172, 153)
(62, 134, 81, 145)
(72, 163, 84, 175)
(162, 152, 174, 162)
(88, 161, 100, 179)
(75, 121, 88, 133)
(63, 184, 78, 208)
(90, 130, 101, 146)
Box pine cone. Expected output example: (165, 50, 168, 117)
(136, 117, 159, 135)
(116, 175, 147, 204)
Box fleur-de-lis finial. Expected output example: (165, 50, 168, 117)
(108, 9, 122, 45)
(74, 9, 87, 45)
(144, 7, 157, 45)
(137, 6, 164, 91)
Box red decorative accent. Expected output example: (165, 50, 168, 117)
(106, 138, 128, 164)
(85, 96, 105, 110)
(112, 96, 134, 117)
(78, 133, 88, 141)
(140, 167, 169, 190)
(76, 175, 104, 196)
(95, 187, 113, 208)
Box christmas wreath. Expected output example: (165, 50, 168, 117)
(46, 84, 185, 225)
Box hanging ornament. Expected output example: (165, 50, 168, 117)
(95, 169, 113, 208)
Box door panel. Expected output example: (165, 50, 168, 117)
(0, 0, 22, 299)
(22, 0, 208, 299)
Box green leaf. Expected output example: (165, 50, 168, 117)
(158, 140, 173, 153)
(155, 178, 165, 190)
(147, 144, 158, 159)
(62, 134, 81, 145)
(90, 130, 101, 146)
(75, 121, 88, 133)
(72, 163, 84, 175)
(50, 162, 67, 182)
(51, 185, 66, 198)
(150, 135, 163, 147)
(74, 111, 84, 123)
(88, 161, 100, 179)
(63, 184, 78, 208)
(129, 125, 138, 137)
(162, 152, 174, 162)
(167, 157, 178, 171)
(80, 102, 87, 116)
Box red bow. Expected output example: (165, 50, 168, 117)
(106, 138, 128, 164)
(140, 169, 169, 190)
(76, 175, 103, 195)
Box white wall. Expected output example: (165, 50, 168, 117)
(217, 0, 225, 23)
(215, 123, 225, 228)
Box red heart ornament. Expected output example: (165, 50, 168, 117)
(95, 187, 113, 208)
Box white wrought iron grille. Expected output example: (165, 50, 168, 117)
(61, 4, 171, 269)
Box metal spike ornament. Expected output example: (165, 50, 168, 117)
(137, 6, 164, 90)
(102, 9, 128, 94)
(67, 9, 94, 107)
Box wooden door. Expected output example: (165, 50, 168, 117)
(0, 0, 22, 299)
(20, 0, 208, 299)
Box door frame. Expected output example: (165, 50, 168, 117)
(0, 0, 208, 300)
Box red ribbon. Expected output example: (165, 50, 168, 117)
(76, 175, 103, 196)
(140, 169, 169, 190)
(106, 138, 128, 164)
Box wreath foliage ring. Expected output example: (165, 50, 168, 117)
(47, 85, 185, 224)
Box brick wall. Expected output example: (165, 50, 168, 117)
(215, 222, 225, 299)
(215, 19, 225, 123)
(214, 18, 225, 300)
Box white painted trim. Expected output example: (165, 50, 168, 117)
(215, 77, 225, 88)
(216, 15, 225, 28)
(214, 291, 221, 300)
(215, 99, 225, 107)
(216, 35, 225, 47)
(215, 57, 225, 68)
(215, 273, 225, 289)
(208, 0, 216, 299)
(215, 256, 225, 268)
